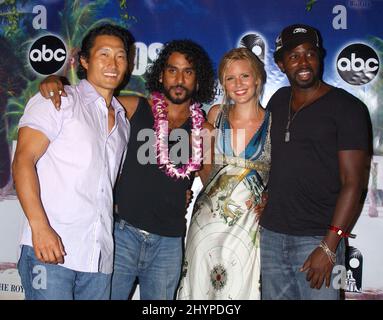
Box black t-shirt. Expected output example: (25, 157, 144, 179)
(114, 97, 193, 237)
(260, 86, 370, 236)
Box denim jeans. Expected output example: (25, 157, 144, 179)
(260, 227, 345, 300)
(18, 245, 111, 300)
(111, 218, 183, 300)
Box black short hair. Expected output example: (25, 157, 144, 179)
(145, 39, 216, 104)
(77, 24, 135, 80)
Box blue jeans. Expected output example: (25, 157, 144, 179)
(18, 245, 111, 300)
(260, 227, 345, 300)
(111, 218, 183, 300)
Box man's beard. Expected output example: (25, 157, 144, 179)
(162, 85, 194, 104)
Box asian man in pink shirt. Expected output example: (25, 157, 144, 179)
(12, 24, 133, 300)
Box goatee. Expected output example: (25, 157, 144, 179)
(162, 85, 194, 104)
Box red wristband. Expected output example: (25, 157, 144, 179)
(328, 225, 356, 238)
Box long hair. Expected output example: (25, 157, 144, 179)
(218, 47, 266, 106)
(145, 39, 216, 104)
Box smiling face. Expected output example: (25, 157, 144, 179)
(278, 42, 321, 89)
(80, 34, 128, 98)
(223, 59, 259, 105)
(160, 52, 197, 105)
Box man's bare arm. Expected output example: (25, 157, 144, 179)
(301, 150, 368, 289)
(12, 127, 66, 264)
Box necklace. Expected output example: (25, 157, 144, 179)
(152, 92, 204, 180)
(284, 81, 321, 143)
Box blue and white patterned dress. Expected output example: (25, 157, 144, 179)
(177, 106, 271, 300)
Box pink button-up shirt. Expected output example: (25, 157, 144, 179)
(18, 79, 129, 274)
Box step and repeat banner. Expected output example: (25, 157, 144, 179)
(0, 0, 382, 300)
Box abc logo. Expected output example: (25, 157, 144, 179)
(337, 43, 379, 85)
(29, 35, 67, 75)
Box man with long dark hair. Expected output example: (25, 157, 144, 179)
(39, 39, 216, 299)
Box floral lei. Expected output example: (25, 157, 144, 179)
(152, 91, 204, 180)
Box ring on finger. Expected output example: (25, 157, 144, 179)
(58, 90, 62, 96)
(49, 91, 54, 97)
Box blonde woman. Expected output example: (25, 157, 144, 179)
(177, 48, 271, 299)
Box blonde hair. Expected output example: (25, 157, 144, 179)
(218, 47, 266, 105)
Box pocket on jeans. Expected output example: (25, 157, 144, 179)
(25, 246, 42, 265)
(24, 245, 35, 259)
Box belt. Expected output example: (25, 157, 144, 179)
(114, 215, 150, 236)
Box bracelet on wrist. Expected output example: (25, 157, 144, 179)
(328, 225, 356, 238)
(319, 240, 336, 265)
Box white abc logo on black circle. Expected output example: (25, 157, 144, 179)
(29, 35, 67, 75)
(337, 43, 379, 85)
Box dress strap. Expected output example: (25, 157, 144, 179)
(214, 108, 224, 129)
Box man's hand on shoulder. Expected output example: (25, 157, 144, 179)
(39, 75, 68, 110)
